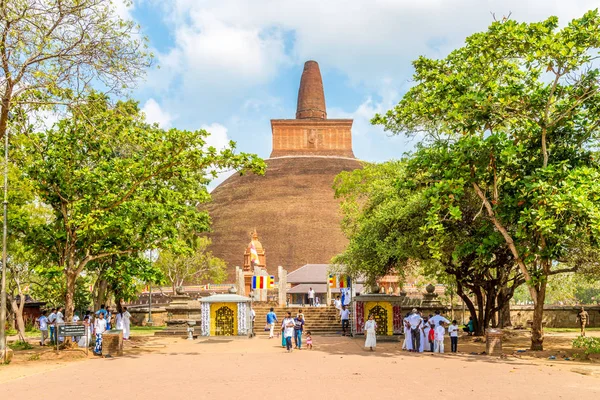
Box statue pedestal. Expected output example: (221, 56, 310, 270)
(421, 284, 443, 308)
(154, 294, 201, 338)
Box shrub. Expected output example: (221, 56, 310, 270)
(572, 336, 600, 356)
(8, 341, 33, 351)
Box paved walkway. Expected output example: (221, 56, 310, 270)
(1, 336, 599, 399)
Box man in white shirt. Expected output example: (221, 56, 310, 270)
(429, 310, 450, 327)
(333, 296, 342, 321)
(407, 308, 423, 352)
(55, 307, 65, 343)
(281, 312, 295, 352)
(448, 320, 459, 353)
(93, 312, 107, 356)
(307, 287, 315, 307)
(48, 308, 57, 344)
(434, 321, 446, 353)
(340, 305, 351, 336)
(37, 311, 49, 346)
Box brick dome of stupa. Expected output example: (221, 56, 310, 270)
(205, 61, 362, 280)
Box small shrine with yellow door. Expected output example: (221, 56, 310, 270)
(200, 293, 252, 337)
(351, 293, 406, 337)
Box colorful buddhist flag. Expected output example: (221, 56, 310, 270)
(250, 242, 260, 265)
(252, 275, 275, 289)
(339, 275, 351, 288)
(328, 274, 337, 289)
(329, 274, 351, 288)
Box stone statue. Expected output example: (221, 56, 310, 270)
(577, 306, 590, 337)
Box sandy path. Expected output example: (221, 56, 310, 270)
(1, 336, 599, 399)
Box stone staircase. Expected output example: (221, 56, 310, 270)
(252, 306, 340, 336)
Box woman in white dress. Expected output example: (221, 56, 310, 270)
(122, 307, 132, 340)
(364, 314, 378, 351)
(402, 317, 412, 351)
(423, 317, 431, 352)
(115, 311, 124, 330)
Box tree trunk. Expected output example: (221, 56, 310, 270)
(93, 279, 108, 311)
(9, 298, 26, 342)
(458, 289, 481, 336)
(64, 271, 77, 335)
(530, 282, 546, 351)
(498, 291, 512, 328)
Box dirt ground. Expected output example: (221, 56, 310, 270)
(1, 330, 599, 399)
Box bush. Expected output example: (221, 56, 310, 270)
(572, 336, 600, 355)
(8, 340, 33, 351)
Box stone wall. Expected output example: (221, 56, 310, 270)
(510, 305, 600, 328)
(129, 307, 168, 327)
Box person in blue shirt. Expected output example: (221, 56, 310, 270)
(266, 308, 278, 339)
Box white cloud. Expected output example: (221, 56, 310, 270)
(137, 0, 600, 163)
(141, 98, 173, 128)
(112, 0, 135, 21)
(201, 122, 230, 151)
(154, 0, 599, 89)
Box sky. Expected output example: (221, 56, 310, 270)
(117, 0, 599, 185)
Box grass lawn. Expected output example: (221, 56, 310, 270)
(545, 327, 600, 333)
(129, 326, 165, 336)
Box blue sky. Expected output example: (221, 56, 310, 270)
(115, 0, 598, 175)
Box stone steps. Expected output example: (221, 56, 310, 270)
(252, 306, 342, 336)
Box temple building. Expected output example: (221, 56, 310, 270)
(206, 61, 362, 281)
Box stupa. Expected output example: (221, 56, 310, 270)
(206, 61, 362, 281)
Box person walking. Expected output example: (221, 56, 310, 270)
(93, 312, 107, 356)
(122, 307, 132, 340)
(577, 307, 590, 337)
(282, 312, 295, 352)
(364, 314, 377, 351)
(340, 305, 350, 336)
(115, 310, 124, 330)
(334, 295, 342, 321)
(266, 307, 278, 339)
(294, 314, 305, 349)
(37, 311, 49, 346)
(307, 287, 315, 307)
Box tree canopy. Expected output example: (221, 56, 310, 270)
(0, 0, 152, 140)
(12, 93, 265, 320)
(373, 10, 600, 350)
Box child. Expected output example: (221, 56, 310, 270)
(448, 320, 459, 353)
(305, 331, 313, 350)
(434, 320, 445, 353)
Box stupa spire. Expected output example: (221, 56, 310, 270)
(296, 60, 327, 119)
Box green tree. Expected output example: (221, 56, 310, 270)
(14, 93, 265, 323)
(374, 11, 600, 349)
(0, 0, 151, 140)
(333, 161, 523, 334)
(155, 236, 227, 294)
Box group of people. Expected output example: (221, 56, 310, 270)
(360, 308, 461, 353)
(36, 304, 132, 356)
(401, 309, 459, 353)
(92, 305, 132, 356)
(36, 307, 65, 346)
(266, 308, 313, 352)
